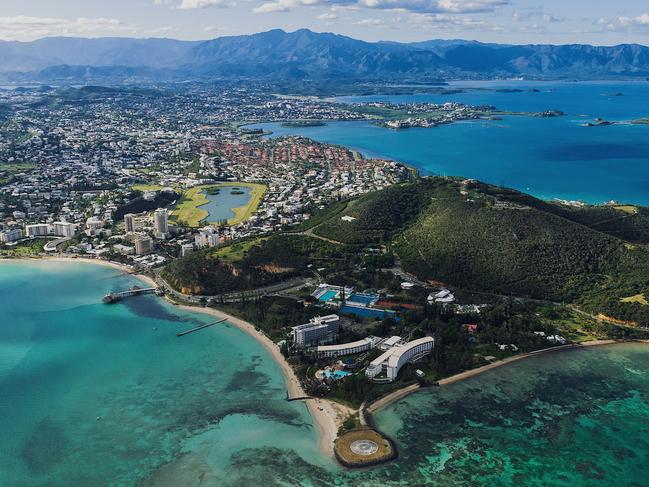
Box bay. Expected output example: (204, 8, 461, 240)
(252, 81, 649, 205)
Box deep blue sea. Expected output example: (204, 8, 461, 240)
(252, 81, 649, 205)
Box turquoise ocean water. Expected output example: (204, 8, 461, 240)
(0, 261, 329, 486)
(252, 81, 649, 205)
(2, 261, 649, 486)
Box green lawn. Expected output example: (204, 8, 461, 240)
(211, 238, 268, 263)
(131, 184, 164, 192)
(0, 239, 48, 257)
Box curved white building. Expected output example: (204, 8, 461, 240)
(316, 337, 374, 358)
(365, 336, 434, 382)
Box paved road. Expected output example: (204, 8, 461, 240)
(154, 271, 310, 304)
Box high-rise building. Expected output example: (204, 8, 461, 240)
(25, 224, 50, 237)
(124, 213, 136, 233)
(0, 228, 22, 243)
(154, 209, 169, 239)
(135, 236, 153, 255)
(291, 315, 341, 348)
(52, 222, 76, 238)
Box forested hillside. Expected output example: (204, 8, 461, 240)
(161, 235, 346, 295)
(163, 176, 649, 323)
(313, 177, 649, 324)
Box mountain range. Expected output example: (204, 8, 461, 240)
(2, 28, 649, 82)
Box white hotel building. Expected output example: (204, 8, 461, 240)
(316, 336, 379, 358)
(365, 337, 434, 382)
(292, 314, 340, 348)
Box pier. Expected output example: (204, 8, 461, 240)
(285, 391, 314, 402)
(102, 287, 162, 304)
(176, 319, 227, 337)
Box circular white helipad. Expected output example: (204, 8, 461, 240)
(350, 439, 379, 456)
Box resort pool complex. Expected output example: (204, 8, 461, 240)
(318, 290, 340, 302)
(323, 369, 352, 380)
(340, 305, 396, 320)
(347, 293, 380, 306)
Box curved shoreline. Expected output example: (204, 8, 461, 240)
(2, 256, 346, 458)
(172, 303, 351, 457)
(367, 339, 647, 414)
(0, 256, 158, 288)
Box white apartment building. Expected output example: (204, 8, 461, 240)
(0, 228, 22, 243)
(135, 236, 153, 255)
(154, 208, 169, 239)
(316, 337, 376, 358)
(124, 213, 136, 233)
(52, 222, 76, 238)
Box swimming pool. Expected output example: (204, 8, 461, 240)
(318, 290, 340, 302)
(323, 369, 352, 380)
(347, 293, 379, 306)
(340, 305, 396, 319)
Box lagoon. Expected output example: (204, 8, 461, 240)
(2, 261, 649, 485)
(252, 81, 649, 205)
(0, 260, 328, 486)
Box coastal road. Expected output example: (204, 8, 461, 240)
(154, 271, 310, 304)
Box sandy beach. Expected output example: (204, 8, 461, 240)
(173, 303, 351, 456)
(2, 255, 349, 456)
(1, 255, 157, 288)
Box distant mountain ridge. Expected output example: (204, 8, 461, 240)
(1, 29, 649, 82)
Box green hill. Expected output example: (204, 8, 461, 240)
(163, 176, 649, 324)
(312, 177, 649, 324)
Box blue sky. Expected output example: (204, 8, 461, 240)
(1, 0, 649, 44)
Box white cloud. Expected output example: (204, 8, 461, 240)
(317, 12, 339, 19)
(254, 0, 508, 15)
(597, 13, 649, 31)
(0, 16, 137, 41)
(617, 14, 649, 27)
(177, 0, 232, 9)
(512, 9, 564, 24)
(354, 18, 386, 26)
(406, 12, 502, 30)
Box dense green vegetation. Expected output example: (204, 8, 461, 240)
(0, 238, 49, 257)
(212, 293, 648, 407)
(314, 181, 440, 244)
(312, 177, 649, 325)
(163, 176, 649, 407)
(0, 162, 34, 186)
(162, 235, 348, 295)
(165, 176, 649, 324)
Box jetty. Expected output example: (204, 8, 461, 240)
(176, 319, 227, 337)
(102, 286, 162, 304)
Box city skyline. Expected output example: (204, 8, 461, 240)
(1, 0, 649, 45)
